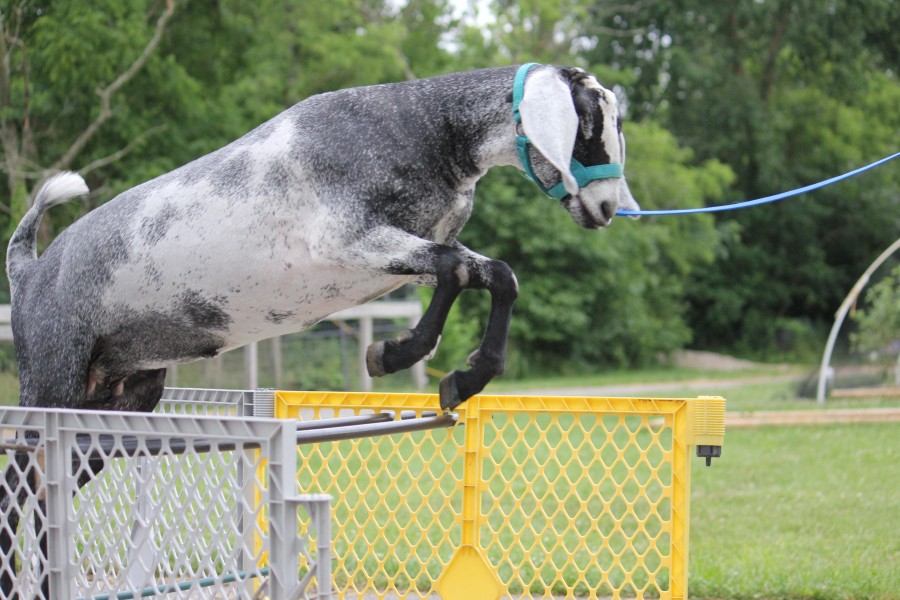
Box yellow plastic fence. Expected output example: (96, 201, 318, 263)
(275, 391, 725, 600)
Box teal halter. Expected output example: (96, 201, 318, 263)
(512, 63, 623, 200)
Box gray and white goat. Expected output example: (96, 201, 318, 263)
(8, 64, 638, 415)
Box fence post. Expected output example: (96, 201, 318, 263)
(44, 411, 74, 599)
(359, 316, 373, 392)
(438, 395, 502, 599)
(265, 419, 301, 599)
(670, 402, 691, 599)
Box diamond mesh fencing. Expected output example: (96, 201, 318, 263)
(0, 401, 330, 600)
(274, 391, 725, 599)
(1, 388, 724, 600)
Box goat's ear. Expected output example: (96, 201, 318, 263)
(519, 68, 580, 196)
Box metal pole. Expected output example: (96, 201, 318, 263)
(244, 342, 259, 390)
(359, 317, 373, 392)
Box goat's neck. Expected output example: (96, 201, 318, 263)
(439, 71, 522, 187)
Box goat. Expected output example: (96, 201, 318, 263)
(1, 64, 639, 596)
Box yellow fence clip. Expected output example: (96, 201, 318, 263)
(686, 396, 727, 465)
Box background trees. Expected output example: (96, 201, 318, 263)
(581, 0, 900, 358)
(1, 0, 897, 374)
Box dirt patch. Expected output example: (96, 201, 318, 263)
(669, 350, 764, 371)
(726, 407, 900, 428)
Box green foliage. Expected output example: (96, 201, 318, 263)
(851, 264, 900, 357)
(581, 0, 900, 359)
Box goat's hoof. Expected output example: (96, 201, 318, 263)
(439, 372, 464, 411)
(366, 341, 388, 377)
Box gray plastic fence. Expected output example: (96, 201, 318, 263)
(0, 388, 332, 599)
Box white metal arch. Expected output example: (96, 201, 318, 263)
(816, 237, 900, 404)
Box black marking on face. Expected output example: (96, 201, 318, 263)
(560, 67, 613, 168)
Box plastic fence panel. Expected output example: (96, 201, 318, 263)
(0, 407, 327, 600)
(474, 398, 683, 599)
(155, 387, 252, 417)
(274, 391, 724, 600)
(0, 413, 48, 600)
(277, 396, 465, 597)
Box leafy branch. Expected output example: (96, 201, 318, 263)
(0, 0, 178, 213)
(49, 0, 177, 175)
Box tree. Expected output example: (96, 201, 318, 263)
(582, 0, 900, 358)
(0, 0, 200, 300)
(0, 0, 458, 302)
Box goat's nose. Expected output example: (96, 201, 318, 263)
(600, 200, 616, 222)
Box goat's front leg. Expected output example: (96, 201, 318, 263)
(366, 242, 467, 379)
(437, 247, 518, 410)
(356, 232, 518, 410)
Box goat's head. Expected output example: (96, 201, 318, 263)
(516, 65, 640, 228)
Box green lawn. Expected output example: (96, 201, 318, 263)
(0, 371, 18, 406)
(690, 423, 900, 599)
(488, 364, 806, 393)
(654, 379, 900, 412)
(3, 366, 899, 598)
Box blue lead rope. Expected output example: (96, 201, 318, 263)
(617, 151, 900, 217)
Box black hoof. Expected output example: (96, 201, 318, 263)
(439, 373, 460, 411)
(366, 341, 388, 377)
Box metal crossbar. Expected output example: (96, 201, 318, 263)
(3, 410, 455, 457)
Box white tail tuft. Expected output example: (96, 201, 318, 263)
(6, 172, 90, 290)
(35, 171, 89, 210)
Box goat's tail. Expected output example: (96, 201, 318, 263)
(6, 172, 88, 292)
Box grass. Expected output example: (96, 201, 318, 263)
(3, 365, 899, 598)
(649, 378, 900, 412)
(488, 364, 805, 393)
(0, 370, 18, 406)
(690, 423, 900, 599)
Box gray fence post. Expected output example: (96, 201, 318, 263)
(45, 411, 73, 599)
(266, 419, 301, 599)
